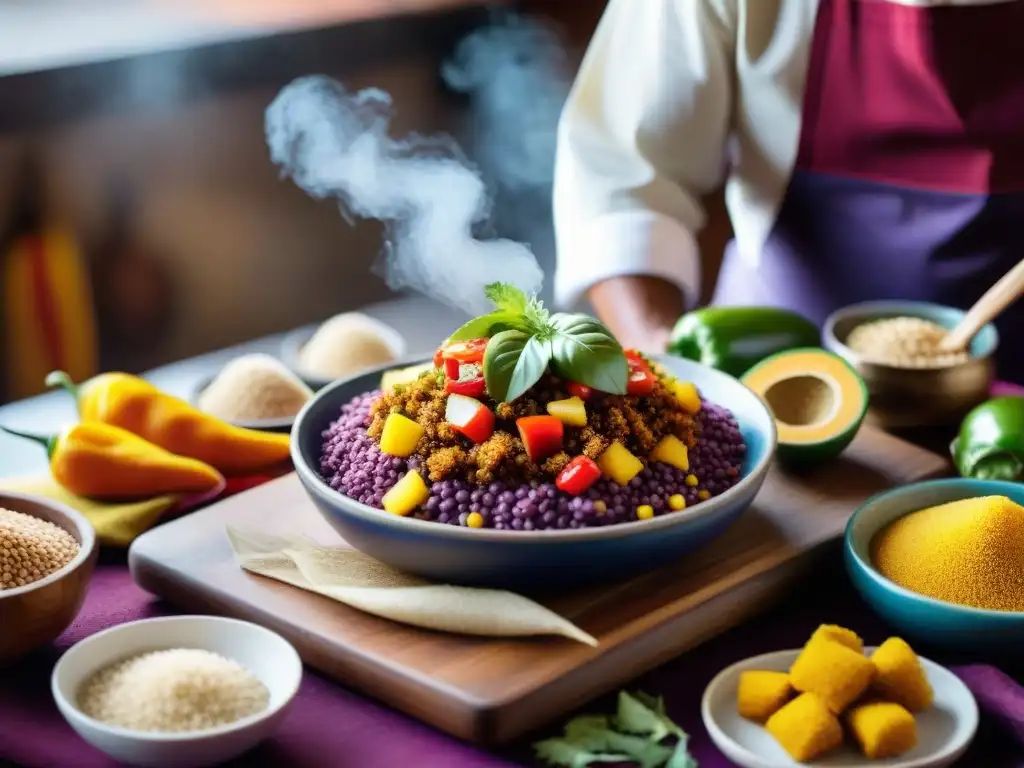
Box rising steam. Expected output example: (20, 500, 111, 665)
(265, 76, 544, 318)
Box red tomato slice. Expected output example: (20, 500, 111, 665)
(443, 338, 488, 364)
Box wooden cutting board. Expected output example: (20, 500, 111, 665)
(129, 425, 949, 745)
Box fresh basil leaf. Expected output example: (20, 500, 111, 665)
(505, 335, 551, 402)
(548, 314, 629, 395)
(484, 282, 528, 314)
(483, 329, 530, 403)
(447, 311, 514, 342)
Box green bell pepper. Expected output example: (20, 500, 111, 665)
(666, 306, 821, 377)
(951, 396, 1024, 481)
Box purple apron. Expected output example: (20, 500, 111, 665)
(712, 0, 1024, 383)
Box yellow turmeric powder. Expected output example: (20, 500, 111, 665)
(871, 495, 1024, 612)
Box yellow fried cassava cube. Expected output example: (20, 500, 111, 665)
(378, 413, 425, 458)
(870, 637, 934, 712)
(765, 693, 843, 761)
(789, 635, 875, 713)
(737, 670, 792, 721)
(381, 469, 429, 516)
(847, 701, 918, 758)
(809, 624, 864, 653)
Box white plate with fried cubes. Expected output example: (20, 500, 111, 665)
(701, 649, 978, 768)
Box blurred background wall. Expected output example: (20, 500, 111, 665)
(0, 0, 731, 402)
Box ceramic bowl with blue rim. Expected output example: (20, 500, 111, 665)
(846, 478, 1024, 651)
(291, 354, 776, 590)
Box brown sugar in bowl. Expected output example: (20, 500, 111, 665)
(0, 491, 97, 664)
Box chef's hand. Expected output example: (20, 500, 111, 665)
(587, 276, 686, 355)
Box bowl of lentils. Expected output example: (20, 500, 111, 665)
(292, 285, 776, 589)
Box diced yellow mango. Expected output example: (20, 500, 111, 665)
(598, 441, 644, 486)
(381, 470, 430, 515)
(650, 434, 690, 471)
(546, 396, 587, 427)
(673, 380, 701, 414)
(378, 413, 425, 458)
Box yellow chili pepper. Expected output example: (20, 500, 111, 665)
(46, 370, 292, 476)
(0, 423, 224, 501)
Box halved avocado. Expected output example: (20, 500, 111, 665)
(741, 347, 868, 466)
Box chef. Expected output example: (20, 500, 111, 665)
(553, 0, 1024, 382)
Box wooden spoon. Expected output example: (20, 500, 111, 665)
(939, 257, 1024, 352)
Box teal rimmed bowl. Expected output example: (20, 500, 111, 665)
(292, 354, 776, 590)
(846, 478, 1024, 650)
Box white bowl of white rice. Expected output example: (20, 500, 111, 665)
(51, 615, 302, 768)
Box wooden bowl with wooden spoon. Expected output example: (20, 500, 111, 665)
(0, 491, 97, 664)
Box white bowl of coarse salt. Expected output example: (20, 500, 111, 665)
(51, 616, 302, 768)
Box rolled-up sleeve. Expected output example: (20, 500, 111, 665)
(553, 0, 735, 310)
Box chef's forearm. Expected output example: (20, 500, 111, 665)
(587, 276, 686, 353)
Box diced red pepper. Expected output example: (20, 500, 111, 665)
(516, 415, 564, 461)
(627, 367, 656, 397)
(445, 393, 495, 444)
(443, 338, 489, 364)
(433, 347, 445, 368)
(445, 364, 486, 398)
(555, 455, 601, 496)
(625, 349, 652, 370)
(567, 382, 593, 401)
(444, 357, 461, 379)
(623, 351, 656, 397)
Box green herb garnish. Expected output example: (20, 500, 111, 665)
(534, 691, 697, 768)
(451, 283, 628, 402)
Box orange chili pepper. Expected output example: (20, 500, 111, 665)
(0, 423, 224, 500)
(46, 370, 292, 476)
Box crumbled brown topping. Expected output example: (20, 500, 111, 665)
(369, 371, 697, 484)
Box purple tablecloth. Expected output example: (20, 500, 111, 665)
(3, 549, 1023, 767)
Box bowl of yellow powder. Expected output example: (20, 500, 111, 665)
(52, 615, 301, 768)
(824, 301, 997, 428)
(845, 478, 1024, 651)
(0, 490, 96, 663)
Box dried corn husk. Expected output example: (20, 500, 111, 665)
(226, 526, 596, 645)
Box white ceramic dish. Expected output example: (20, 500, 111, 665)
(281, 313, 408, 390)
(52, 615, 302, 768)
(701, 648, 977, 768)
(191, 374, 299, 433)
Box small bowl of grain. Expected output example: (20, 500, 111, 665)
(0, 490, 97, 664)
(823, 300, 997, 428)
(52, 615, 302, 768)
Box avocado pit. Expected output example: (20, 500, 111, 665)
(763, 374, 836, 429)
